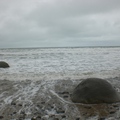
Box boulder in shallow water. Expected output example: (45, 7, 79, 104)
(0, 61, 10, 68)
(71, 78, 120, 104)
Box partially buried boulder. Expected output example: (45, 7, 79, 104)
(0, 61, 10, 68)
(71, 78, 120, 104)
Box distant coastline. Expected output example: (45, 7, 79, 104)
(0, 46, 120, 49)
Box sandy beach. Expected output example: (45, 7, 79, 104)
(0, 77, 120, 120)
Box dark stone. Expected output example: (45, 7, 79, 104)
(20, 111, 25, 115)
(31, 117, 36, 120)
(13, 111, 17, 114)
(54, 118, 59, 120)
(58, 91, 69, 94)
(109, 111, 116, 114)
(11, 101, 16, 105)
(56, 110, 65, 114)
(0, 116, 4, 119)
(113, 104, 119, 107)
(18, 104, 22, 107)
(63, 95, 69, 98)
(36, 116, 41, 119)
(0, 61, 10, 68)
(62, 115, 66, 118)
(41, 101, 45, 104)
(84, 106, 91, 109)
(71, 78, 120, 104)
(98, 118, 105, 120)
(76, 118, 80, 120)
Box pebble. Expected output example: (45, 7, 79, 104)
(13, 111, 17, 114)
(11, 102, 16, 105)
(63, 95, 69, 98)
(56, 110, 65, 114)
(76, 118, 80, 120)
(31, 117, 36, 120)
(98, 118, 105, 120)
(62, 115, 66, 118)
(0, 116, 3, 119)
(109, 111, 116, 114)
(18, 104, 22, 107)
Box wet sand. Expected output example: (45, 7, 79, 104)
(0, 77, 120, 120)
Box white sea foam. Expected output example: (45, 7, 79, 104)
(0, 47, 120, 81)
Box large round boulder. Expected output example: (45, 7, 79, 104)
(0, 61, 10, 68)
(71, 78, 120, 104)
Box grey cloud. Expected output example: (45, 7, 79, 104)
(0, 0, 120, 48)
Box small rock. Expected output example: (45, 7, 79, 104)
(58, 92, 69, 94)
(76, 118, 80, 120)
(11, 101, 16, 105)
(84, 106, 91, 109)
(54, 118, 59, 120)
(13, 111, 17, 114)
(63, 95, 69, 98)
(62, 115, 66, 118)
(36, 116, 41, 119)
(0, 61, 9, 68)
(18, 104, 22, 107)
(31, 117, 36, 120)
(56, 110, 65, 114)
(109, 110, 116, 114)
(113, 104, 119, 107)
(98, 118, 105, 120)
(0, 116, 4, 119)
(20, 111, 25, 115)
(41, 101, 45, 104)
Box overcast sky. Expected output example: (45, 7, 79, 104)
(0, 0, 120, 48)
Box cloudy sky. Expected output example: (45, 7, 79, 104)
(0, 0, 120, 48)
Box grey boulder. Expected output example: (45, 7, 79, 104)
(71, 78, 120, 104)
(0, 61, 10, 68)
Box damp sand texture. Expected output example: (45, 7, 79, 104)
(0, 78, 120, 120)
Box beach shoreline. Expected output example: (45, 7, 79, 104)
(0, 77, 120, 120)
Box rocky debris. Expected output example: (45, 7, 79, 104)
(0, 61, 9, 68)
(0, 78, 120, 119)
(0, 79, 80, 120)
(71, 78, 120, 104)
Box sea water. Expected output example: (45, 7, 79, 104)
(0, 47, 120, 120)
(0, 47, 120, 81)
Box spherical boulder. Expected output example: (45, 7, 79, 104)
(71, 78, 120, 104)
(0, 61, 10, 68)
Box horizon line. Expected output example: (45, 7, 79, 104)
(0, 45, 120, 49)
